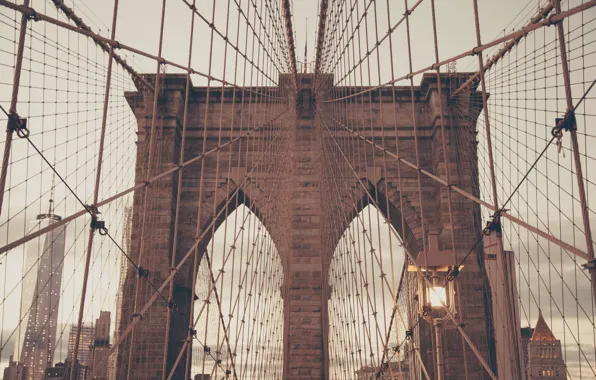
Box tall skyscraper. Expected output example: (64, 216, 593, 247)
(527, 311, 567, 379)
(108, 206, 132, 380)
(13, 191, 67, 380)
(66, 323, 94, 369)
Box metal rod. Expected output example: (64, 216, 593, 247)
(50, 0, 153, 91)
(434, 321, 444, 380)
(281, 0, 298, 80)
(321, 0, 596, 103)
(471, 0, 523, 377)
(317, 107, 590, 261)
(319, 111, 498, 380)
(69, 0, 120, 379)
(314, 0, 328, 75)
(0, 0, 30, 218)
(552, 0, 596, 310)
(0, 108, 289, 256)
(160, 0, 197, 375)
(449, 2, 555, 99)
(125, 0, 169, 376)
(429, 0, 470, 375)
(0, 0, 282, 100)
(86, 123, 285, 379)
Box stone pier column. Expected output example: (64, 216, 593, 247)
(283, 74, 328, 380)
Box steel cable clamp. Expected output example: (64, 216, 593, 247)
(7, 112, 29, 138)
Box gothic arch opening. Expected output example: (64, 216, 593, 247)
(327, 203, 416, 380)
(190, 203, 284, 380)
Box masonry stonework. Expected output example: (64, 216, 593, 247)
(117, 73, 495, 379)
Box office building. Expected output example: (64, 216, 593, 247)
(66, 324, 94, 369)
(483, 235, 524, 379)
(91, 311, 111, 380)
(12, 194, 67, 380)
(3, 356, 28, 380)
(43, 359, 87, 380)
(108, 206, 132, 380)
(527, 311, 566, 379)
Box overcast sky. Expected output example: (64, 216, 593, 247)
(0, 0, 595, 379)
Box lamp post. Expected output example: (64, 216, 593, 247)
(408, 233, 460, 380)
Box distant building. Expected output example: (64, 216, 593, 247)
(91, 311, 111, 380)
(13, 195, 67, 380)
(521, 326, 535, 375)
(483, 235, 524, 379)
(527, 311, 566, 379)
(66, 323, 94, 376)
(108, 206, 132, 380)
(3, 356, 28, 380)
(43, 359, 87, 380)
(94, 312, 110, 346)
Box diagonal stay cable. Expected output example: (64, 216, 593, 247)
(86, 121, 288, 378)
(0, 0, 284, 101)
(449, 73, 596, 271)
(315, 105, 589, 261)
(322, 0, 596, 103)
(316, 104, 498, 379)
(17, 131, 172, 307)
(0, 107, 290, 256)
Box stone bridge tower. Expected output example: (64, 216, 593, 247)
(116, 72, 495, 380)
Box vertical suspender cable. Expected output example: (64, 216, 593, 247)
(552, 0, 596, 307)
(471, 0, 524, 378)
(0, 0, 30, 217)
(70, 1, 120, 379)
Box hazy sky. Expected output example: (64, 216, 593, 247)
(0, 0, 595, 379)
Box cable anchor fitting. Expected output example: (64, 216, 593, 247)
(137, 266, 149, 278)
(552, 110, 576, 156)
(544, 14, 561, 27)
(88, 206, 108, 235)
(582, 258, 596, 273)
(26, 8, 39, 21)
(166, 299, 177, 311)
(446, 265, 460, 281)
(7, 112, 29, 138)
(482, 212, 503, 237)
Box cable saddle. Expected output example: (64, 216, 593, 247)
(552, 111, 576, 156)
(482, 213, 503, 237)
(7, 112, 29, 138)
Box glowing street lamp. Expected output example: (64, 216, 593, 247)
(408, 233, 461, 380)
(429, 286, 447, 308)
